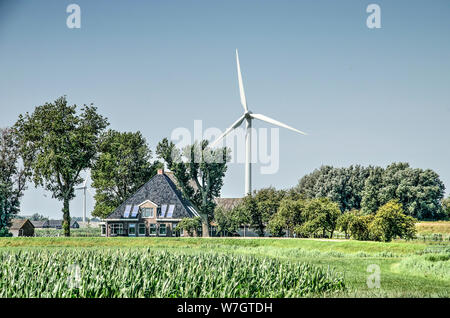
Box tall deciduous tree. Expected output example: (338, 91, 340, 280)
(377, 163, 445, 219)
(15, 96, 108, 236)
(156, 138, 229, 237)
(0, 128, 28, 236)
(91, 130, 162, 218)
(296, 165, 371, 212)
(361, 166, 384, 214)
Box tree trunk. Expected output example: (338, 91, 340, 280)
(62, 197, 71, 237)
(259, 225, 265, 237)
(200, 214, 209, 237)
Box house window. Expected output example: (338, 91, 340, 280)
(159, 224, 166, 236)
(101, 225, 106, 236)
(128, 224, 136, 236)
(142, 207, 154, 218)
(172, 223, 177, 237)
(149, 224, 156, 235)
(138, 223, 146, 236)
(111, 224, 123, 235)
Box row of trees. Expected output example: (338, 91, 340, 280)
(296, 164, 446, 220)
(214, 189, 417, 242)
(336, 201, 417, 242)
(268, 197, 340, 238)
(214, 188, 300, 237)
(0, 96, 229, 237)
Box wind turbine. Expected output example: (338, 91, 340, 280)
(76, 178, 94, 223)
(211, 49, 308, 195)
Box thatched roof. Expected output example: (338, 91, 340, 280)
(10, 219, 33, 230)
(106, 171, 199, 220)
(30, 220, 47, 228)
(214, 198, 243, 211)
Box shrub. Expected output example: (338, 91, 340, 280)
(0, 228, 12, 237)
(177, 217, 202, 237)
(348, 213, 374, 241)
(369, 200, 417, 242)
(294, 198, 340, 238)
(267, 214, 286, 237)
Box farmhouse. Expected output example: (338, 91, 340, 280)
(102, 169, 200, 237)
(10, 219, 35, 237)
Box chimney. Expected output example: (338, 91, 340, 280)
(157, 168, 164, 175)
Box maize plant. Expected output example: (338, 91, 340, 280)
(0, 248, 345, 297)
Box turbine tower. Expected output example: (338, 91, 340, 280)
(211, 49, 307, 195)
(76, 178, 94, 223)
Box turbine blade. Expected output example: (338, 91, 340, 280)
(250, 113, 308, 135)
(236, 49, 248, 112)
(210, 115, 246, 147)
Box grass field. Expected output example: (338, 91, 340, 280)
(0, 237, 448, 298)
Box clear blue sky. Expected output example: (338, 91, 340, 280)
(1, 0, 449, 219)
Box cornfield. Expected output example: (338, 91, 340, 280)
(0, 249, 345, 297)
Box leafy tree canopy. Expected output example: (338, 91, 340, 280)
(377, 163, 445, 219)
(253, 187, 287, 224)
(347, 213, 374, 241)
(0, 128, 28, 236)
(14, 96, 108, 236)
(213, 205, 249, 236)
(296, 165, 371, 212)
(369, 200, 417, 242)
(91, 129, 162, 218)
(156, 138, 229, 237)
(296, 163, 445, 220)
(294, 198, 340, 238)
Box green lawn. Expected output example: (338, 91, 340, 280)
(0, 237, 448, 297)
